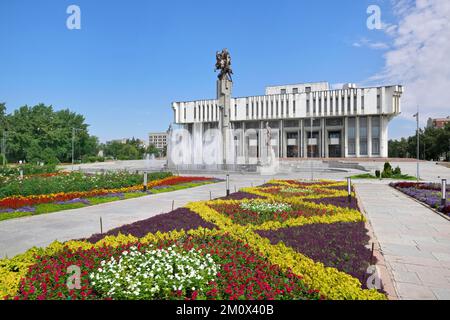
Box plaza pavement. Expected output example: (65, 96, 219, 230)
(1, 167, 450, 300)
(356, 184, 450, 300)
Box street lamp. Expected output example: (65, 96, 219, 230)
(72, 128, 82, 170)
(310, 117, 314, 181)
(1, 130, 16, 166)
(413, 110, 420, 181)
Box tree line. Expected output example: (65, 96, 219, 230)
(388, 122, 450, 161)
(0, 103, 162, 165)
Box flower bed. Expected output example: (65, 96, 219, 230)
(1, 179, 385, 300)
(209, 199, 342, 226)
(0, 176, 220, 221)
(11, 233, 321, 300)
(391, 182, 450, 215)
(84, 208, 216, 243)
(256, 222, 374, 287)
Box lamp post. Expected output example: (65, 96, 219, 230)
(1, 130, 16, 166)
(310, 117, 314, 181)
(71, 128, 82, 171)
(1, 130, 6, 166)
(413, 111, 420, 181)
(226, 174, 230, 196)
(442, 179, 447, 207)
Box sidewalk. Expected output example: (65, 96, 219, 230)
(356, 183, 450, 300)
(0, 176, 268, 259)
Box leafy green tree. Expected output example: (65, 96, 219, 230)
(1, 103, 100, 164)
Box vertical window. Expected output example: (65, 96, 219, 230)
(194, 106, 196, 120)
(313, 99, 316, 114)
(293, 88, 298, 94)
(246, 104, 249, 117)
(330, 97, 333, 114)
(306, 99, 310, 113)
(235, 104, 237, 118)
(359, 117, 368, 155)
(347, 94, 351, 113)
(354, 95, 357, 113)
(372, 117, 380, 155)
(281, 100, 284, 116)
(271, 101, 274, 117)
(184, 107, 186, 120)
(377, 94, 381, 111)
(293, 100, 296, 115)
(361, 95, 365, 112)
(348, 117, 356, 155)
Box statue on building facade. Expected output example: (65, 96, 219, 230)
(215, 48, 233, 81)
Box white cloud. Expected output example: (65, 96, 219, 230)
(369, 0, 450, 122)
(353, 37, 390, 50)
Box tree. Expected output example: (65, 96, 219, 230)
(1, 103, 100, 164)
(147, 144, 160, 157)
(389, 123, 450, 161)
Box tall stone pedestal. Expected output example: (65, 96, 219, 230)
(217, 78, 232, 164)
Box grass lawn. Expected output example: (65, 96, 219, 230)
(0, 181, 216, 221)
(350, 173, 418, 180)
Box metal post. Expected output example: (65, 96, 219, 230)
(1, 131, 7, 166)
(100, 217, 103, 235)
(143, 172, 148, 192)
(172, 200, 175, 211)
(413, 111, 420, 181)
(310, 117, 314, 181)
(442, 179, 447, 207)
(226, 174, 230, 196)
(72, 128, 75, 171)
(347, 177, 352, 204)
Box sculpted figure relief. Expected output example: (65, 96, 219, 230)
(215, 48, 233, 81)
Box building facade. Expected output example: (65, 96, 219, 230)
(149, 132, 168, 150)
(171, 82, 403, 160)
(427, 117, 450, 129)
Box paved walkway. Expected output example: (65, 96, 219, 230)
(356, 184, 450, 300)
(0, 175, 276, 259)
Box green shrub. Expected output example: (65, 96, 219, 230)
(375, 170, 381, 178)
(393, 166, 402, 175)
(81, 155, 105, 163)
(382, 162, 393, 178)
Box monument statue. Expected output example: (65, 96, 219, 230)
(215, 48, 233, 81)
(215, 49, 233, 165)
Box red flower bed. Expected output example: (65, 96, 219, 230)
(209, 202, 334, 226)
(0, 176, 216, 210)
(11, 234, 322, 300)
(260, 187, 334, 198)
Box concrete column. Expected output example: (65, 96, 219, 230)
(300, 119, 304, 158)
(344, 117, 349, 157)
(367, 116, 372, 157)
(355, 116, 360, 157)
(380, 116, 389, 158)
(321, 118, 326, 158)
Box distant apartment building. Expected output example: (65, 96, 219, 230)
(427, 117, 450, 129)
(149, 132, 168, 150)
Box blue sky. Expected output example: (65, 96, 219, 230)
(1, 0, 446, 142)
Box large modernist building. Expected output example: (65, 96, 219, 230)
(171, 82, 403, 160)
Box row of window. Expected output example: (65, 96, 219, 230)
(182, 91, 382, 122)
(347, 117, 381, 155)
